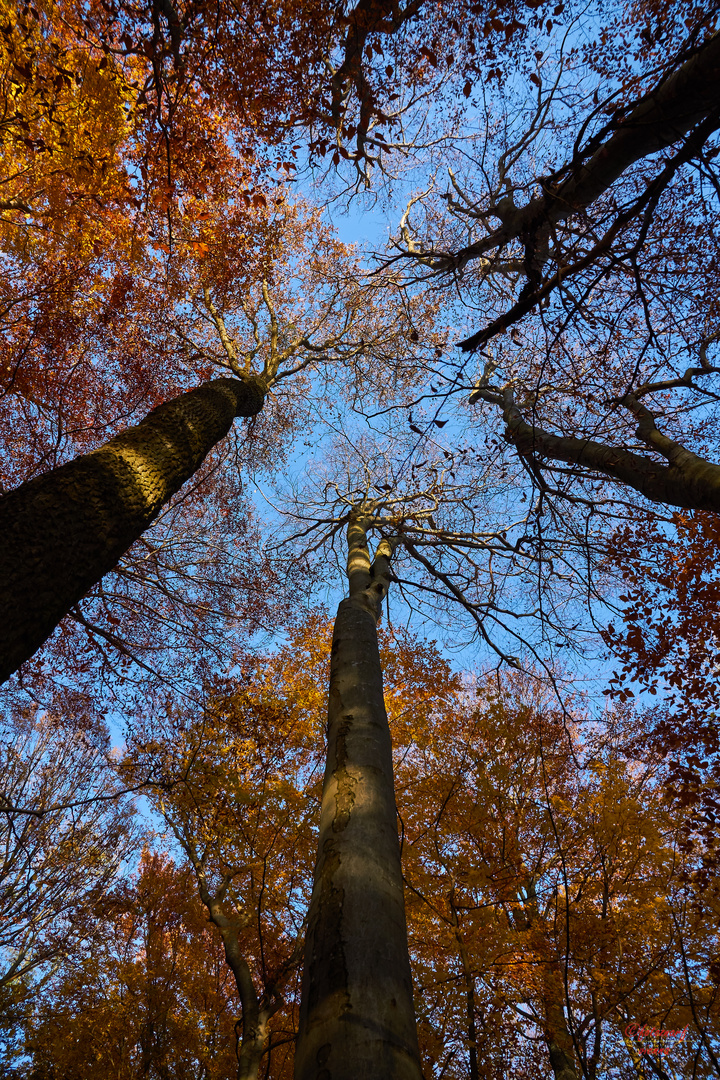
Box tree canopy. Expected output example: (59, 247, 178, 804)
(2, 0, 720, 1076)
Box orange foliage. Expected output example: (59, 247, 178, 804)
(603, 511, 720, 851)
(11, 626, 720, 1076)
(400, 674, 720, 1077)
(24, 851, 240, 1079)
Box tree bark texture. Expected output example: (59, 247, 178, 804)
(0, 376, 265, 683)
(217, 920, 270, 1080)
(295, 574, 422, 1080)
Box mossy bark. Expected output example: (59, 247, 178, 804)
(0, 377, 264, 682)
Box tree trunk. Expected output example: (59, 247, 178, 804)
(191, 864, 270, 1080)
(509, 887, 580, 1080)
(294, 519, 422, 1080)
(544, 1002, 581, 1080)
(0, 376, 264, 683)
(219, 927, 270, 1080)
(448, 893, 480, 1080)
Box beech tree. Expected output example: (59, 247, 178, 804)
(371, 6, 720, 906)
(11, 0, 706, 683)
(263, 367, 720, 1071)
(118, 616, 454, 1079)
(124, 659, 321, 1080)
(0, 376, 266, 683)
(0, 181, 438, 685)
(3, 1, 720, 1077)
(294, 514, 422, 1080)
(2, 0, 467, 683)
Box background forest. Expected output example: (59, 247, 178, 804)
(1, 0, 719, 1076)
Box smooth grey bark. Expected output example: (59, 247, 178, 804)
(212, 909, 270, 1080)
(191, 869, 270, 1080)
(0, 376, 265, 683)
(295, 520, 422, 1080)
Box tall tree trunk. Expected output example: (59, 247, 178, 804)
(0, 376, 264, 683)
(295, 517, 422, 1080)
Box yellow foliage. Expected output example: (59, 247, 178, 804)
(0, 0, 138, 257)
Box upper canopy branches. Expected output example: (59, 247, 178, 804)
(363, 7, 720, 529)
(389, 24, 720, 341)
(270, 419, 612, 674)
